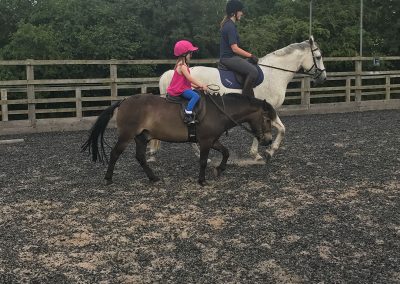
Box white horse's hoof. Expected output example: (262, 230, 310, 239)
(251, 153, 264, 161)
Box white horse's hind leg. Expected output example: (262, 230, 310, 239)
(192, 143, 211, 163)
(147, 140, 160, 162)
(192, 143, 201, 157)
(265, 115, 286, 159)
(250, 138, 263, 161)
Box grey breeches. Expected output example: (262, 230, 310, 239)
(220, 56, 258, 80)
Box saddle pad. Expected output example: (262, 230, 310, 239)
(218, 64, 264, 89)
(165, 93, 206, 123)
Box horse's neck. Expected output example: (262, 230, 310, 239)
(261, 50, 303, 83)
(221, 96, 257, 122)
(252, 50, 304, 107)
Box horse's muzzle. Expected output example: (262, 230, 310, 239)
(313, 71, 327, 86)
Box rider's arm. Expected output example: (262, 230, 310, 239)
(231, 44, 252, 58)
(181, 65, 206, 90)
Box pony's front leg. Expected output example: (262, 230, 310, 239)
(211, 140, 229, 177)
(135, 134, 160, 182)
(198, 143, 211, 186)
(265, 115, 286, 161)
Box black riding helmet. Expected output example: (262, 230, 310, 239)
(226, 0, 244, 16)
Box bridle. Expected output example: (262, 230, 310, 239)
(258, 41, 326, 80)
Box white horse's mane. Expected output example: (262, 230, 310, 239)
(270, 40, 312, 57)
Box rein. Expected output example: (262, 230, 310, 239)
(205, 85, 260, 139)
(258, 63, 310, 75)
(257, 44, 326, 79)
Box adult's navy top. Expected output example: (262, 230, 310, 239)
(220, 19, 240, 59)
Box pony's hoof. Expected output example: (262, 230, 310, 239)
(198, 180, 208, 186)
(105, 179, 113, 185)
(150, 176, 160, 182)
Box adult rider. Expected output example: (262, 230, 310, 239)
(219, 0, 259, 97)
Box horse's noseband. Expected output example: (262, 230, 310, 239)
(305, 46, 326, 80)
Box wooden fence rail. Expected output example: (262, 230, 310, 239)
(0, 57, 400, 134)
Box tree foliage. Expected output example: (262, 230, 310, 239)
(0, 0, 398, 61)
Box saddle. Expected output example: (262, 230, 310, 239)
(218, 62, 264, 89)
(165, 91, 206, 142)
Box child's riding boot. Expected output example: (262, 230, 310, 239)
(184, 111, 196, 124)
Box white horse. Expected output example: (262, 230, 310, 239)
(150, 36, 327, 161)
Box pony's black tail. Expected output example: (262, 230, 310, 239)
(81, 101, 122, 163)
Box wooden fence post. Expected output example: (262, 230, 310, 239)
(385, 76, 391, 100)
(141, 85, 147, 94)
(346, 78, 351, 102)
(1, 89, 8, 122)
(302, 76, 311, 108)
(76, 87, 82, 118)
(355, 58, 362, 103)
(110, 60, 118, 100)
(26, 59, 36, 127)
(300, 77, 305, 105)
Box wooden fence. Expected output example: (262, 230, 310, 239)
(0, 57, 400, 134)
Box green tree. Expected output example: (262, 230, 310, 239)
(0, 0, 398, 61)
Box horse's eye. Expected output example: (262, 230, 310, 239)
(316, 56, 322, 60)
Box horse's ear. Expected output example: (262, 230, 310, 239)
(262, 99, 277, 120)
(309, 35, 314, 45)
(262, 99, 268, 111)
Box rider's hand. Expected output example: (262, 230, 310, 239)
(201, 85, 208, 92)
(249, 54, 259, 64)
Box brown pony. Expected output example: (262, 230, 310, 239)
(81, 92, 277, 185)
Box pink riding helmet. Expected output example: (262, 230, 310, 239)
(174, 40, 198, 57)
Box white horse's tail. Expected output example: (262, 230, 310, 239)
(159, 70, 174, 96)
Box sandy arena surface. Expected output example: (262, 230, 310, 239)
(0, 110, 399, 283)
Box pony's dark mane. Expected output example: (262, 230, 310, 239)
(223, 92, 264, 106)
(219, 93, 277, 120)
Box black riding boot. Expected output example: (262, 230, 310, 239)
(184, 112, 196, 124)
(242, 75, 255, 97)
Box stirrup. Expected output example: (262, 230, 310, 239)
(184, 113, 196, 124)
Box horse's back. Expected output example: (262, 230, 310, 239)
(158, 65, 284, 108)
(191, 66, 241, 94)
(120, 94, 177, 113)
(117, 94, 189, 141)
(159, 70, 174, 94)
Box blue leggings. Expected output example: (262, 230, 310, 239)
(181, 89, 200, 112)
